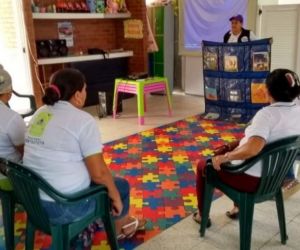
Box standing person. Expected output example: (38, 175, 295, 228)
(0, 65, 26, 190)
(223, 14, 256, 43)
(23, 68, 146, 242)
(193, 69, 300, 225)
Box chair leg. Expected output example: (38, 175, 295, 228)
(51, 225, 69, 250)
(102, 215, 119, 250)
(25, 220, 35, 250)
(239, 195, 255, 250)
(200, 183, 214, 237)
(275, 190, 288, 244)
(1, 193, 15, 250)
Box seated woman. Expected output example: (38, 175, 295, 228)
(24, 68, 146, 240)
(193, 69, 300, 225)
(0, 65, 26, 189)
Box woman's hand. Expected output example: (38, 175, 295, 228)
(112, 197, 123, 217)
(212, 155, 228, 171)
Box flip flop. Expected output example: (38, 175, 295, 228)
(192, 212, 212, 228)
(226, 211, 239, 220)
(121, 217, 147, 239)
(117, 233, 126, 240)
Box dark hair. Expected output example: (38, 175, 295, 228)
(42, 68, 86, 105)
(266, 69, 300, 102)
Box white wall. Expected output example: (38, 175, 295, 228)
(257, 4, 300, 74)
(182, 56, 204, 95)
(259, 0, 300, 5)
(279, 0, 300, 4)
(258, 0, 279, 5)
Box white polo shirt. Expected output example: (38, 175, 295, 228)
(0, 100, 26, 162)
(228, 31, 257, 43)
(233, 102, 300, 177)
(24, 101, 103, 201)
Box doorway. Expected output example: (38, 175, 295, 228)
(0, 0, 33, 110)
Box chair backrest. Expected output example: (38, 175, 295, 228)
(5, 160, 52, 233)
(255, 136, 300, 200)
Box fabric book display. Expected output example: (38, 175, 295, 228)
(202, 38, 272, 123)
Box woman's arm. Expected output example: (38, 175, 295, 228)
(84, 153, 123, 216)
(212, 136, 266, 171)
(214, 140, 240, 156)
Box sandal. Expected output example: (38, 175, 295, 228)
(192, 212, 212, 228)
(117, 217, 147, 239)
(226, 211, 239, 220)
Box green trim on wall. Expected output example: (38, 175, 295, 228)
(153, 6, 165, 77)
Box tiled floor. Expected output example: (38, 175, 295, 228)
(135, 192, 300, 250)
(85, 93, 300, 250)
(84, 92, 204, 143)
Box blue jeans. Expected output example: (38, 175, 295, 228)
(42, 177, 130, 225)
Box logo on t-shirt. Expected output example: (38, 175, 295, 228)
(29, 112, 53, 137)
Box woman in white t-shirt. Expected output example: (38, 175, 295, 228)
(24, 69, 146, 240)
(0, 65, 26, 190)
(193, 69, 300, 226)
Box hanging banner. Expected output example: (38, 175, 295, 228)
(124, 19, 143, 39)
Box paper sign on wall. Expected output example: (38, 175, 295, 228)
(58, 22, 74, 47)
(124, 19, 143, 39)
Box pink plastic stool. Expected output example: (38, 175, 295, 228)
(112, 77, 172, 125)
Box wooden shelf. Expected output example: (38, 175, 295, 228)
(32, 12, 131, 20)
(37, 51, 134, 65)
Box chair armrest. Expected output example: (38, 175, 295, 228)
(40, 182, 109, 205)
(6, 159, 108, 205)
(59, 185, 108, 203)
(220, 160, 258, 174)
(13, 91, 33, 99)
(206, 153, 263, 174)
(219, 136, 300, 174)
(12, 91, 37, 118)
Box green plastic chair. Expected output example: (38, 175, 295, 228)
(200, 136, 300, 250)
(0, 158, 16, 250)
(5, 159, 119, 250)
(12, 90, 37, 118)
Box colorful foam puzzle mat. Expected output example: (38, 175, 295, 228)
(0, 115, 245, 250)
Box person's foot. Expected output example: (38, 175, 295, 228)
(118, 217, 147, 240)
(226, 207, 239, 220)
(192, 212, 212, 228)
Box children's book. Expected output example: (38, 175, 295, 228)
(253, 52, 269, 71)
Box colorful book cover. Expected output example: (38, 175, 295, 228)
(227, 89, 242, 102)
(253, 52, 270, 71)
(205, 86, 218, 101)
(203, 52, 218, 70)
(224, 55, 238, 72)
(251, 83, 269, 103)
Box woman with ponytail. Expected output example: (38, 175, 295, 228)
(24, 69, 146, 242)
